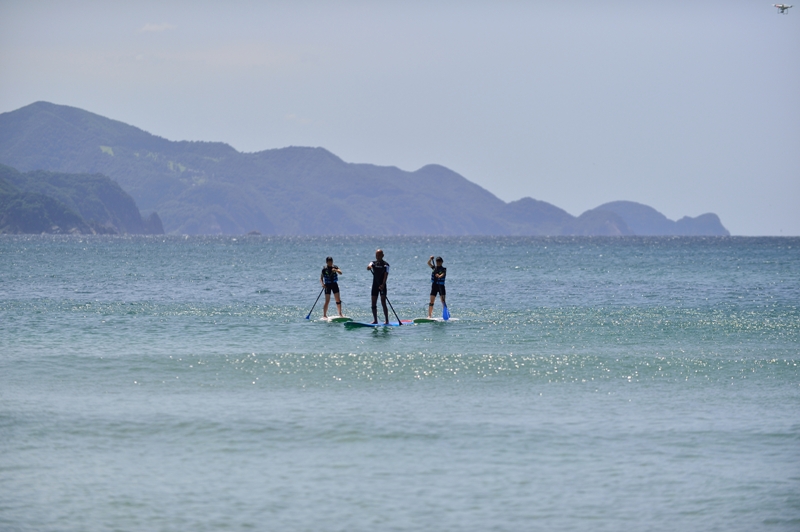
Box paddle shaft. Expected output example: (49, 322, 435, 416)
(385, 294, 403, 326)
(305, 287, 324, 319)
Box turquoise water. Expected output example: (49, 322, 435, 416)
(1, 236, 799, 531)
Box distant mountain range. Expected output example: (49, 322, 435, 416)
(0, 102, 729, 236)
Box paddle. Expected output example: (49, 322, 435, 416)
(385, 294, 403, 326)
(305, 287, 324, 319)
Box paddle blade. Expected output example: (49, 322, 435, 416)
(443, 304, 450, 321)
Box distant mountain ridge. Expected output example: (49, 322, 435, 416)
(591, 201, 727, 236)
(0, 101, 729, 236)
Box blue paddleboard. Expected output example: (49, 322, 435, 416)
(344, 320, 412, 328)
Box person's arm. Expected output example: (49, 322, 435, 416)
(427, 256, 435, 269)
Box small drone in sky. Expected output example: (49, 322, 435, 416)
(773, 4, 793, 13)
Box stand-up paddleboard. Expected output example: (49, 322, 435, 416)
(321, 316, 353, 323)
(412, 317, 459, 323)
(344, 320, 412, 328)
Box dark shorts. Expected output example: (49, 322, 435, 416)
(371, 285, 387, 297)
(430, 284, 446, 297)
(324, 283, 339, 295)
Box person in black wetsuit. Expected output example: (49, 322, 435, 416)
(367, 249, 390, 324)
(320, 256, 344, 318)
(427, 255, 446, 318)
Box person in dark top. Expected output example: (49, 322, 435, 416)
(320, 256, 344, 319)
(427, 255, 446, 318)
(367, 249, 390, 324)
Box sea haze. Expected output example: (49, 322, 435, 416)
(1, 235, 798, 531)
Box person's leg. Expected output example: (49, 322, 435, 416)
(429, 284, 438, 318)
(333, 285, 343, 317)
(371, 294, 378, 324)
(380, 292, 389, 323)
(323, 291, 331, 318)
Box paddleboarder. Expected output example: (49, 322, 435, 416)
(367, 249, 390, 324)
(320, 256, 344, 319)
(427, 255, 447, 318)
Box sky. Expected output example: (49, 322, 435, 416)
(1, 1, 798, 235)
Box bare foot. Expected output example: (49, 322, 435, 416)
(371, 321, 378, 324)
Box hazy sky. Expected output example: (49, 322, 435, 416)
(1, 1, 798, 235)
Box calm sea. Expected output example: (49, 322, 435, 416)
(1, 236, 798, 531)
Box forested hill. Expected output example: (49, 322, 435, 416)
(0, 101, 729, 236)
(0, 164, 163, 235)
